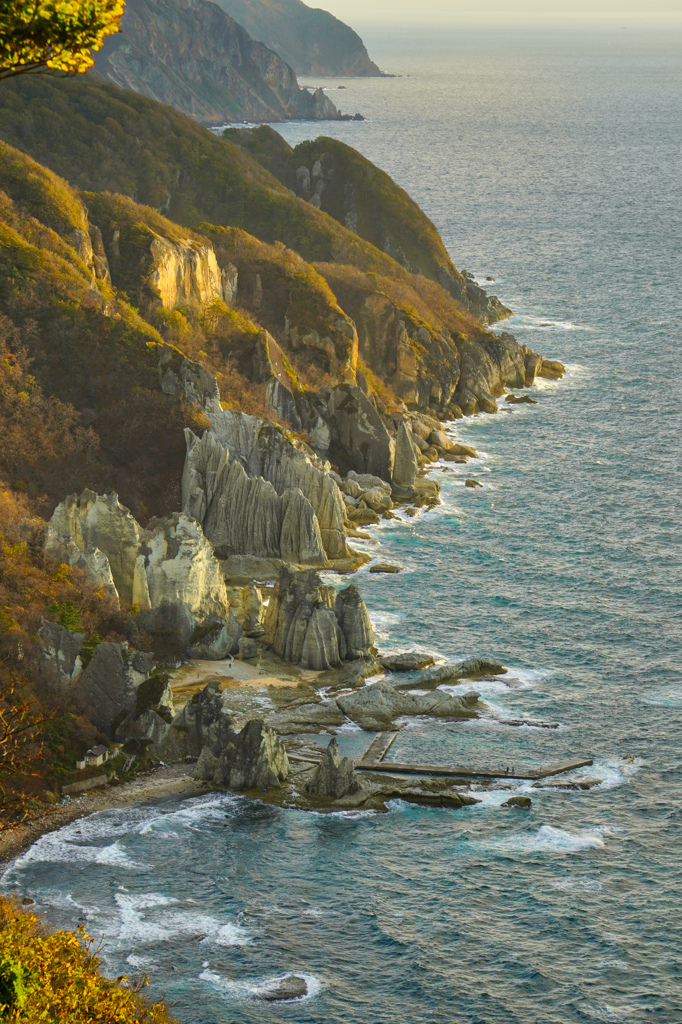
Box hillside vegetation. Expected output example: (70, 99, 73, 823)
(214, 0, 382, 76)
(0, 895, 176, 1021)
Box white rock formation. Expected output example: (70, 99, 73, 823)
(149, 234, 225, 308)
(45, 491, 228, 630)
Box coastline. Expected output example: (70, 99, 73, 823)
(0, 765, 209, 868)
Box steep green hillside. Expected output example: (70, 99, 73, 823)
(226, 126, 511, 323)
(214, 0, 382, 76)
(0, 142, 209, 520)
(0, 78, 507, 326)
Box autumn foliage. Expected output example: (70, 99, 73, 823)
(0, 1, 125, 82)
(0, 895, 176, 1022)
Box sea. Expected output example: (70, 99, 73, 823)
(3, 25, 682, 1024)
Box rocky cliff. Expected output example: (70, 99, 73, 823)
(94, 0, 342, 125)
(214, 0, 382, 77)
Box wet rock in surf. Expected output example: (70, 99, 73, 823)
(257, 975, 308, 1002)
(503, 796, 532, 808)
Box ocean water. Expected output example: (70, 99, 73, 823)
(4, 27, 682, 1023)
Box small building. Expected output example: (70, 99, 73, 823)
(75, 759, 86, 771)
(84, 745, 109, 767)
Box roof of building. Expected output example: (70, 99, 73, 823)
(87, 745, 109, 757)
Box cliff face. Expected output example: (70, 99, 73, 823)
(214, 0, 382, 77)
(94, 0, 341, 124)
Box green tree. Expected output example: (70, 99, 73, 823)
(0, 0, 125, 81)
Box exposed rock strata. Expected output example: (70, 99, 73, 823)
(204, 409, 350, 561)
(182, 428, 327, 566)
(264, 567, 374, 670)
(45, 491, 229, 634)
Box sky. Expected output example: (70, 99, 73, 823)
(312, 0, 682, 27)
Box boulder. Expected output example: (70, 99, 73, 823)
(346, 470, 392, 495)
(257, 976, 308, 1003)
(369, 564, 403, 574)
(305, 738, 361, 799)
(503, 796, 532, 809)
(457, 657, 506, 678)
(380, 651, 435, 672)
(428, 429, 452, 450)
(195, 717, 289, 791)
(189, 612, 242, 659)
(538, 359, 565, 380)
(79, 642, 155, 735)
(465, 479, 482, 488)
(238, 636, 260, 660)
(450, 443, 478, 459)
(37, 620, 84, 683)
(362, 487, 393, 513)
(506, 394, 537, 405)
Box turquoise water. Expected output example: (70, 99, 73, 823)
(4, 28, 682, 1023)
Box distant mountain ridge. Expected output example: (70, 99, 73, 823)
(94, 0, 342, 124)
(214, 0, 382, 76)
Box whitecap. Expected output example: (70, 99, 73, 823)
(475, 824, 610, 855)
(578, 1003, 640, 1021)
(200, 969, 322, 1002)
(12, 833, 144, 872)
(640, 689, 682, 708)
(114, 892, 251, 946)
(550, 877, 604, 892)
(505, 314, 590, 332)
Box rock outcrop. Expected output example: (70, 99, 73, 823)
(304, 738, 360, 799)
(160, 682, 289, 789)
(95, 0, 343, 125)
(196, 717, 290, 790)
(203, 409, 350, 561)
(45, 491, 229, 638)
(37, 620, 85, 684)
(182, 429, 327, 566)
(324, 384, 394, 480)
(264, 567, 374, 670)
(79, 642, 156, 734)
(336, 681, 481, 731)
(148, 233, 224, 309)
